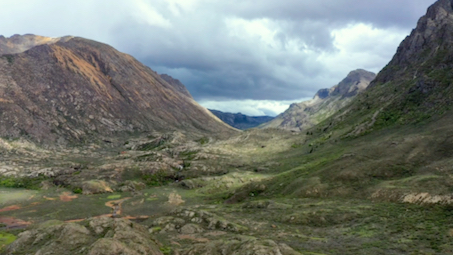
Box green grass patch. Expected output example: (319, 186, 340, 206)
(107, 195, 122, 199)
(0, 232, 16, 251)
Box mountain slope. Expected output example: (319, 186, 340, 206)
(261, 69, 375, 131)
(325, 0, 453, 137)
(209, 109, 274, 130)
(0, 35, 236, 145)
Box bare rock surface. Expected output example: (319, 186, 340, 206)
(6, 217, 163, 255)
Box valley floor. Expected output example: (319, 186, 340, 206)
(1, 121, 453, 254)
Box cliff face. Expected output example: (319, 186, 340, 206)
(0, 35, 235, 145)
(261, 69, 375, 131)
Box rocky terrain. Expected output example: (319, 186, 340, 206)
(3, 0, 453, 254)
(209, 110, 274, 130)
(0, 35, 235, 146)
(261, 69, 376, 131)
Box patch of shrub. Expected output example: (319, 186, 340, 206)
(0, 176, 47, 190)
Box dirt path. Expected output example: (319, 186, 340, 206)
(105, 197, 131, 216)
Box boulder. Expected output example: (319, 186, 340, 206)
(82, 180, 113, 195)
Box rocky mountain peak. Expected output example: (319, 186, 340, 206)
(381, 0, 453, 70)
(314, 69, 376, 99)
(0, 34, 73, 55)
(329, 69, 376, 98)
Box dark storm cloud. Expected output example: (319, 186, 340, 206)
(105, 0, 434, 102)
(223, 0, 432, 28)
(0, 0, 437, 113)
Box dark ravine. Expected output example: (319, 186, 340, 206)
(0, 35, 236, 145)
(209, 109, 274, 130)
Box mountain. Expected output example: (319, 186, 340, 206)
(0, 35, 236, 145)
(325, 0, 453, 136)
(261, 69, 376, 131)
(209, 109, 274, 130)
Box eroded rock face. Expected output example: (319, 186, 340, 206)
(6, 217, 163, 255)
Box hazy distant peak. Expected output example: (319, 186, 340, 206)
(0, 34, 74, 55)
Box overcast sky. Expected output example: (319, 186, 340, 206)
(0, 0, 435, 116)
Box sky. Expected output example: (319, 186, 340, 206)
(0, 0, 436, 116)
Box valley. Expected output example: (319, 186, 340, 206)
(2, 0, 453, 254)
(2, 119, 453, 254)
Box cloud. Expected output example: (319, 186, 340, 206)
(0, 0, 435, 115)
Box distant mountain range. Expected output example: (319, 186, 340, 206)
(261, 69, 376, 131)
(0, 34, 236, 145)
(208, 110, 274, 130)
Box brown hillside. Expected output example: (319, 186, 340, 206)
(0, 35, 236, 145)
